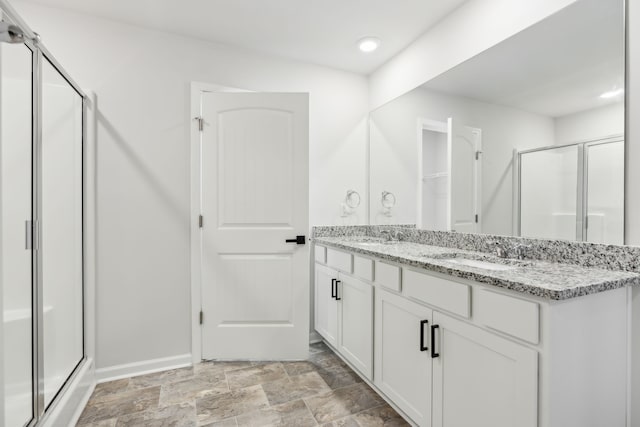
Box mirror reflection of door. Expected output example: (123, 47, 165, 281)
(449, 119, 481, 233)
(418, 118, 481, 233)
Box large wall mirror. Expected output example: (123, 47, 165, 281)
(369, 0, 625, 244)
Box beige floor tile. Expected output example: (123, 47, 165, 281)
(262, 371, 331, 406)
(128, 367, 195, 390)
(235, 399, 316, 427)
(304, 383, 385, 424)
(196, 385, 270, 424)
(115, 401, 196, 427)
(225, 363, 288, 390)
(78, 386, 161, 425)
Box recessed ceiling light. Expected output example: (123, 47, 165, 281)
(600, 88, 624, 99)
(358, 37, 380, 53)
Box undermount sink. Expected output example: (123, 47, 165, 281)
(441, 258, 516, 271)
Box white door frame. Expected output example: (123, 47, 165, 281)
(189, 82, 249, 364)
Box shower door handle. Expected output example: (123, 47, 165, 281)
(25, 220, 32, 250)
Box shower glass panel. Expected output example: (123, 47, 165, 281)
(520, 145, 579, 240)
(585, 141, 624, 244)
(41, 56, 83, 407)
(1, 39, 34, 427)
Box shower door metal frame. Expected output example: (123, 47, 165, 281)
(1, 1, 88, 426)
(514, 134, 624, 242)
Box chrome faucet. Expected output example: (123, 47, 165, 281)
(380, 229, 404, 242)
(513, 244, 531, 260)
(392, 229, 405, 241)
(488, 241, 509, 258)
(380, 230, 393, 241)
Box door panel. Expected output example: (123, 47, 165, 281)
(201, 92, 309, 360)
(375, 288, 432, 426)
(218, 108, 293, 227)
(432, 311, 538, 427)
(314, 264, 338, 347)
(1, 40, 34, 427)
(449, 118, 480, 233)
(338, 275, 373, 379)
(216, 254, 293, 323)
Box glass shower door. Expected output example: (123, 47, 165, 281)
(584, 140, 624, 244)
(520, 145, 579, 240)
(41, 57, 84, 407)
(1, 38, 34, 427)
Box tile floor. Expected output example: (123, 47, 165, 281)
(76, 342, 409, 426)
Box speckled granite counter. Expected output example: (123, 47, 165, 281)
(313, 231, 640, 301)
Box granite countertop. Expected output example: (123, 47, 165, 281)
(313, 236, 640, 300)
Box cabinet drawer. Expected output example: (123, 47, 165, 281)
(403, 269, 470, 318)
(315, 245, 327, 264)
(374, 261, 401, 292)
(475, 289, 539, 344)
(353, 255, 373, 282)
(326, 248, 353, 273)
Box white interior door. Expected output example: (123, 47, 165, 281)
(448, 118, 481, 233)
(200, 92, 309, 360)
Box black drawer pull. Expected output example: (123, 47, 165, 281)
(335, 280, 341, 300)
(331, 279, 336, 299)
(420, 319, 429, 352)
(431, 324, 440, 358)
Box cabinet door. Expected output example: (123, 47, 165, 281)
(337, 274, 373, 379)
(375, 288, 433, 426)
(432, 311, 538, 427)
(314, 264, 338, 347)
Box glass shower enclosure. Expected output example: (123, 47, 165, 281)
(516, 136, 624, 244)
(1, 2, 86, 426)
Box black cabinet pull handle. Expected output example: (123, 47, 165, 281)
(420, 320, 429, 352)
(331, 279, 336, 299)
(335, 280, 341, 300)
(285, 235, 306, 244)
(431, 325, 440, 358)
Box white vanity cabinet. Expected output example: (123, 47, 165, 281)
(314, 246, 374, 379)
(313, 244, 629, 427)
(431, 311, 538, 427)
(375, 288, 433, 426)
(314, 264, 339, 347)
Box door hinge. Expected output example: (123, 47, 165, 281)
(194, 116, 204, 132)
(475, 150, 482, 160)
(199, 310, 204, 325)
(475, 214, 479, 223)
(199, 215, 203, 228)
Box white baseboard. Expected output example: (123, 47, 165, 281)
(95, 354, 192, 383)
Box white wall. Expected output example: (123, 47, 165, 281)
(369, 0, 578, 109)
(369, 87, 554, 235)
(554, 102, 624, 144)
(13, 1, 369, 370)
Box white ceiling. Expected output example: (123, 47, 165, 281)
(422, 0, 624, 118)
(20, 0, 468, 74)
